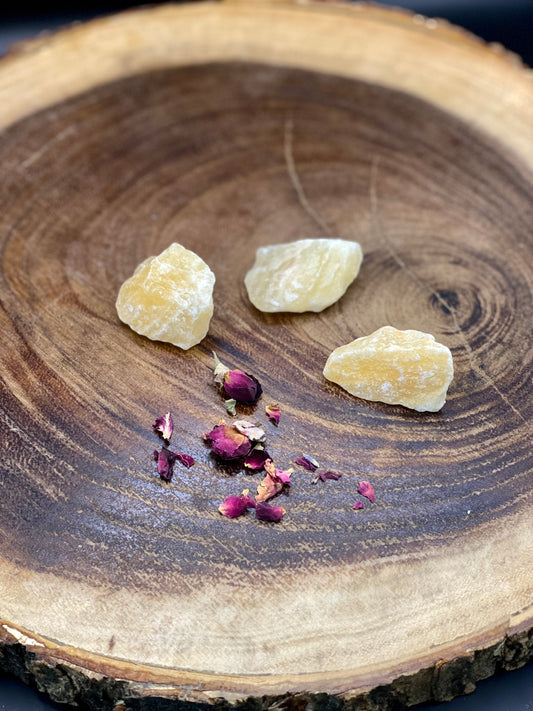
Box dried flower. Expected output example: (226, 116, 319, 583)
(175, 453, 194, 468)
(255, 502, 285, 522)
(312, 470, 342, 484)
(256, 459, 292, 502)
(213, 352, 262, 405)
(233, 420, 266, 443)
(353, 501, 364, 511)
(204, 420, 252, 460)
(153, 412, 173, 442)
(265, 404, 281, 426)
(358, 481, 375, 503)
(218, 489, 256, 518)
(224, 399, 237, 416)
(153, 447, 177, 482)
(244, 447, 271, 471)
(294, 455, 319, 472)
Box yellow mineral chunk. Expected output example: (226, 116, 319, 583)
(323, 326, 454, 412)
(244, 238, 363, 313)
(115, 242, 215, 350)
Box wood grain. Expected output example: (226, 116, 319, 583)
(0, 2, 532, 709)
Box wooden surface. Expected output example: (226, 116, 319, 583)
(0, 2, 532, 709)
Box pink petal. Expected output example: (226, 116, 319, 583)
(153, 412, 173, 442)
(358, 481, 375, 503)
(218, 491, 256, 518)
(353, 501, 364, 510)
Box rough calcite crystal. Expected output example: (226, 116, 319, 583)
(115, 242, 215, 350)
(244, 238, 363, 313)
(323, 326, 454, 412)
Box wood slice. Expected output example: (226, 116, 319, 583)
(0, 2, 532, 709)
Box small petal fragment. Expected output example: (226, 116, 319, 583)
(233, 420, 266, 443)
(219, 489, 256, 518)
(175, 452, 194, 468)
(154, 447, 177, 482)
(255, 502, 286, 522)
(244, 448, 271, 470)
(204, 421, 252, 460)
(266, 404, 281, 426)
(295, 455, 319, 472)
(225, 399, 237, 416)
(153, 412, 173, 442)
(353, 501, 364, 511)
(358, 481, 375, 503)
(313, 470, 342, 484)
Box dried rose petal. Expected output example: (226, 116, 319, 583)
(153, 412, 173, 442)
(218, 489, 256, 518)
(213, 352, 230, 385)
(255, 502, 285, 522)
(256, 460, 292, 502)
(244, 448, 271, 470)
(233, 420, 266, 443)
(358, 480, 375, 503)
(175, 452, 194, 468)
(225, 398, 237, 416)
(154, 447, 177, 482)
(265, 404, 281, 426)
(353, 501, 364, 510)
(313, 470, 342, 484)
(294, 455, 319, 472)
(204, 420, 252, 460)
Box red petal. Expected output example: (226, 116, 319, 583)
(358, 481, 375, 503)
(244, 449, 271, 470)
(294, 456, 318, 472)
(175, 452, 194, 468)
(255, 502, 285, 522)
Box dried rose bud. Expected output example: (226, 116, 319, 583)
(225, 399, 237, 416)
(358, 480, 375, 503)
(233, 420, 265, 443)
(204, 420, 252, 460)
(175, 453, 194, 468)
(265, 404, 281, 426)
(312, 470, 342, 484)
(154, 447, 177, 482)
(353, 501, 364, 511)
(294, 455, 319, 472)
(244, 448, 271, 471)
(255, 502, 285, 522)
(218, 489, 256, 518)
(213, 353, 262, 405)
(153, 412, 173, 442)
